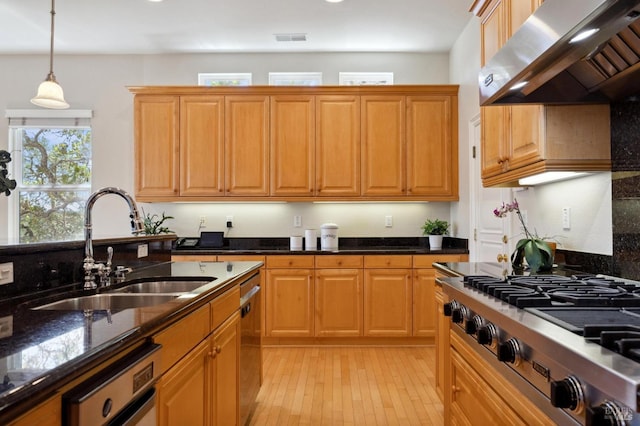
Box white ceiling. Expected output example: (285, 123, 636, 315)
(0, 0, 473, 54)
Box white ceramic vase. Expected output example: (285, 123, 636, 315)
(428, 235, 444, 250)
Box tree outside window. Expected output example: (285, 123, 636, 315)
(10, 126, 91, 243)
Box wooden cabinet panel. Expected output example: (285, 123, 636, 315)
(315, 269, 363, 337)
(480, 105, 508, 178)
(364, 255, 412, 269)
(134, 95, 179, 198)
(450, 346, 526, 426)
(434, 280, 449, 404)
(225, 96, 270, 196)
(413, 269, 436, 337)
(361, 96, 405, 196)
(265, 269, 314, 337)
(480, 0, 506, 66)
(9, 396, 61, 426)
(157, 339, 210, 426)
(363, 269, 412, 336)
(211, 311, 241, 426)
(507, 105, 543, 170)
(270, 95, 315, 196)
(406, 95, 458, 198)
(179, 95, 224, 196)
(315, 255, 363, 269)
(266, 255, 314, 269)
(316, 95, 361, 196)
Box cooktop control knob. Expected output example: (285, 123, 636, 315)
(477, 323, 497, 347)
(586, 400, 629, 426)
(443, 300, 459, 317)
(465, 315, 483, 335)
(497, 338, 521, 365)
(550, 376, 584, 413)
(451, 305, 468, 324)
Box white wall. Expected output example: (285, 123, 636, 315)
(0, 52, 452, 241)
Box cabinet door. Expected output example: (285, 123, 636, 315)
(211, 311, 241, 426)
(406, 95, 457, 199)
(315, 268, 363, 336)
(316, 95, 361, 197)
(508, 105, 544, 170)
(134, 95, 179, 199)
(316, 95, 360, 197)
(157, 339, 210, 426)
(480, 105, 509, 179)
(413, 269, 436, 337)
(270, 96, 315, 196)
(450, 347, 527, 426)
(363, 269, 412, 336)
(361, 96, 405, 196)
(180, 95, 225, 196)
(480, 0, 506, 66)
(265, 269, 314, 336)
(225, 96, 270, 196)
(434, 284, 449, 404)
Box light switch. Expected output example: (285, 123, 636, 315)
(562, 207, 571, 230)
(0, 262, 13, 285)
(385, 215, 393, 228)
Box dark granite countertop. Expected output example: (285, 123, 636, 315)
(0, 260, 262, 423)
(433, 261, 595, 279)
(175, 246, 469, 256)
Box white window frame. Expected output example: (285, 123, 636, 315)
(5, 109, 92, 243)
(197, 73, 253, 86)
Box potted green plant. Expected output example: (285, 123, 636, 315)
(142, 209, 174, 235)
(421, 218, 450, 250)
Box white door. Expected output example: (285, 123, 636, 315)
(468, 114, 512, 265)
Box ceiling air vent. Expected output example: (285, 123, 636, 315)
(274, 33, 307, 42)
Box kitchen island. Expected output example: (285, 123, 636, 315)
(0, 259, 262, 425)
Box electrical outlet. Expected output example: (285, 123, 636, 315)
(226, 215, 234, 228)
(137, 244, 149, 258)
(294, 215, 302, 227)
(0, 262, 14, 285)
(0, 316, 13, 339)
(385, 215, 393, 228)
(562, 207, 571, 230)
(199, 216, 206, 228)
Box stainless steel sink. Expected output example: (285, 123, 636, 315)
(112, 280, 214, 294)
(32, 293, 179, 311)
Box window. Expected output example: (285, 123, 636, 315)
(198, 73, 253, 86)
(6, 110, 92, 243)
(268, 72, 323, 86)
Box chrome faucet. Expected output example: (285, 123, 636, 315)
(83, 187, 144, 289)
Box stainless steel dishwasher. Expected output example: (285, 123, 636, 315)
(239, 273, 262, 425)
(63, 343, 162, 426)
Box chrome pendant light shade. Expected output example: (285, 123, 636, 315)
(31, 0, 69, 109)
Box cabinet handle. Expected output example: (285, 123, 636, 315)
(208, 351, 216, 359)
(215, 345, 222, 354)
(452, 386, 461, 394)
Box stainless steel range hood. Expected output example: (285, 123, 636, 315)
(479, 0, 640, 105)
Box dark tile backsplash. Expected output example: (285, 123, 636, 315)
(611, 100, 640, 279)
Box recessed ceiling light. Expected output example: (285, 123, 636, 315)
(326, 0, 344, 3)
(148, 0, 163, 2)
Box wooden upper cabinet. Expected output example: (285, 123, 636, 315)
(316, 95, 361, 197)
(134, 95, 180, 199)
(270, 95, 315, 196)
(480, 0, 506, 66)
(225, 96, 269, 196)
(361, 96, 405, 196)
(406, 96, 458, 199)
(180, 95, 224, 196)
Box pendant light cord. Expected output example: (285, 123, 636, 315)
(48, 0, 56, 80)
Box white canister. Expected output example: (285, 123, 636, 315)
(290, 235, 303, 251)
(320, 223, 339, 251)
(304, 229, 317, 251)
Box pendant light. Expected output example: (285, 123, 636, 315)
(31, 0, 69, 109)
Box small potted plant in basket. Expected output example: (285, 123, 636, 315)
(142, 209, 175, 235)
(422, 218, 450, 250)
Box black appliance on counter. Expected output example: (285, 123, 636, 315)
(440, 273, 640, 425)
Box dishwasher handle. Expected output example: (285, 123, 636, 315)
(240, 285, 260, 318)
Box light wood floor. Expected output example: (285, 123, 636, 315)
(248, 346, 443, 425)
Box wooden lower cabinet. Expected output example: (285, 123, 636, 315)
(8, 396, 61, 426)
(363, 266, 412, 337)
(434, 280, 449, 404)
(449, 332, 556, 426)
(315, 268, 363, 337)
(265, 263, 314, 337)
(211, 311, 241, 426)
(157, 339, 210, 426)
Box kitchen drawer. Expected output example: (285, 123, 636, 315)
(364, 255, 412, 269)
(315, 255, 363, 269)
(266, 255, 314, 269)
(172, 254, 217, 262)
(413, 254, 466, 268)
(211, 284, 240, 331)
(216, 255, 266, 263)
(154, 304, 210, 375)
